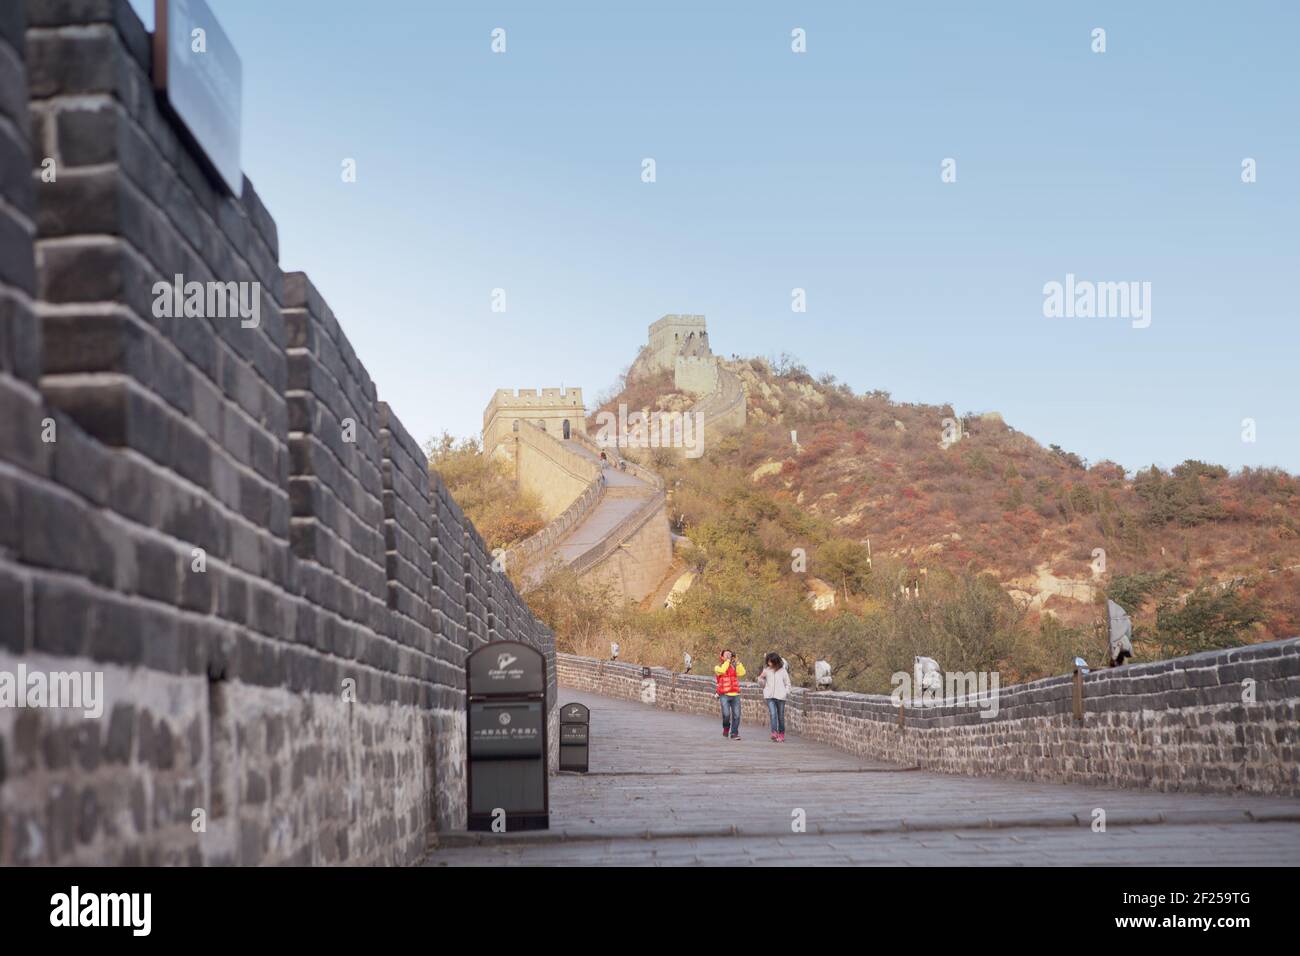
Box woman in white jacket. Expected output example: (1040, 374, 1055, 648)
(757, 652, 793, 742)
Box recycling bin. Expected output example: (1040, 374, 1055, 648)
(558, 702, 590, 773)
(466, 641, 549, 831)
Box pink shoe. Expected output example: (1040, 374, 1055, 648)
(778, 733, 785, 742)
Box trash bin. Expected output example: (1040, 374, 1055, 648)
(466, 641, 549, 831)
(559, 702, 590, 773)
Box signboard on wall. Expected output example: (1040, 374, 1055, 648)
(153, 0, 243, 195)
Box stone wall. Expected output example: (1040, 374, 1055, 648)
(512, 420, 601, 521)
(557, 638, 1300, 797)
(506, 473, 605, 582)
(673, 354, 718, 397)
(691, 362, 747, 449)
(505, 425, 673, 603)
(0, 0, 555, 864)
(569, 493, 671, 601)
(0, 0, 38, 395)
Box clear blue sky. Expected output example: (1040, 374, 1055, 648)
(128, 0, 1299, 473)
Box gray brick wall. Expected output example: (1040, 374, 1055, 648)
(0, 0, 39, 673)
(558, 638, 1300, 797)
(0, 0, 555, 864)
(0, 0, 38, 393)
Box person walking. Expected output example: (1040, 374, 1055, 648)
(756, 652, 792, 742)
(713, 649, 745, 739)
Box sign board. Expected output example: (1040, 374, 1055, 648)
(469, 700, 545, 759)
(467, 641, 545, 698)
(153, 0, 243, 195)
(559, 723, 588, 743)
(561, 702, 590, 723)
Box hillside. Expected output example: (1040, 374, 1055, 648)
(574, 353, 1300, 685)
(432, 354, 1298, 694)
(691, 358, 1294, 622)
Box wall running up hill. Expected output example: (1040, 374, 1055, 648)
(514, 420, 603, 521)
(0, 0, 556, 865)
(691, 362, 747, 446)
(505, 424, 673, 602)
(558, 638, 1300, 797)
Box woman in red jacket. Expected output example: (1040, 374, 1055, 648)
(714, 649, 746, 739)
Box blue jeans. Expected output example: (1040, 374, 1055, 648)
(767, 698, 786, 734)
(720, 695, 741, 735)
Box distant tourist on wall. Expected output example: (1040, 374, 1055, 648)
(757, 652, 792, 742)
(714, 649, 746, 740)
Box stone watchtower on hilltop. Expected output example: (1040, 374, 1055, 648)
(643, 314, 710, 373)
(482, 387, 586, 462)
(631, 314, 720, 397)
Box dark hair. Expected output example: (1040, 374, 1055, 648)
(765, 652, 784, 669)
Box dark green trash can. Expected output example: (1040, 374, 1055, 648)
(466, 641, 549, 832)
(559, 702, 590, 773)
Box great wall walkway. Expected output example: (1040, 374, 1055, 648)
(492, 320, 745, 604)
(426, 689, 1300, 866)
(5, 0, 1297, 871)
(531, 441, 658, 572)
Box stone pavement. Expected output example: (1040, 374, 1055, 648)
(535, 440, 656, 567)
(424, 690, 1300, 866)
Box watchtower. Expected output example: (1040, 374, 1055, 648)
(483, 387, 586, 457)
(645, 314, 709, 373)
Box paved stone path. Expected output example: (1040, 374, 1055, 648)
(535, 441, 656, 568)
(424, 690, 1300, 866)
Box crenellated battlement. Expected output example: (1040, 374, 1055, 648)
(483, 386, 587, 454)
(486, 386, 585, 411)
(647, 313, 707, 335)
